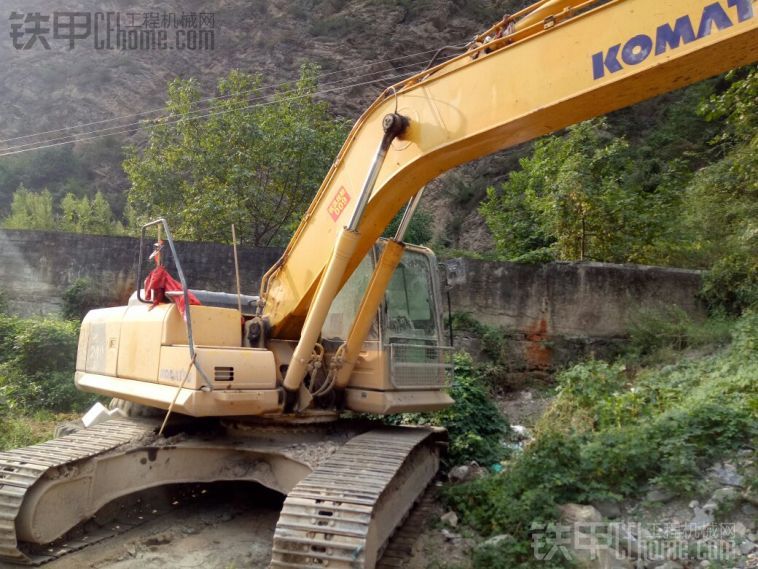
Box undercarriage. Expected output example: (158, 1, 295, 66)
(0, 417, 443, 568)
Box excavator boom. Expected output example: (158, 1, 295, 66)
(262, 0, 758, 339)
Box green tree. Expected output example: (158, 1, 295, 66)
(61, 191, 122, 235)
(90, 192, 121, 235)
(60, 193, 89, 232)
(699, 66, 757, 144)
(24, 190, 123, 235)
(687, 67, 758, 313)
(2, 185, 56, 230)
(383, 207, 434, 245)
(481, 119, 684, 263)
(124, 65, 349, 246)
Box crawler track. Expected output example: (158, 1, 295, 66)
(376, 487, 437, 569)
(0, 419, 158, 565)
(271, 427, 441, 569)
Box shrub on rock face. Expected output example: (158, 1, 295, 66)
(62, 278, 113, 321)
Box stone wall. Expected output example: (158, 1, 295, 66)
(0, 230, 704, 374)
(0, 229, 282, 316)
(444, 258, 704, 377)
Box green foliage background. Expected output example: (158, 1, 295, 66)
(124, 65, 350, 247)
(2, 64, 754, 318)
(0, 140, 125, 216)
(2, 185, 125, 235)
(0, 315, 91, 414)
(0, 309, 93, 451)
(480, 66, 757, 314)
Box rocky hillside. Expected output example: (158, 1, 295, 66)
(0, 0, 527, 249)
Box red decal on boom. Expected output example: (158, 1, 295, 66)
(327, 187, 351, 222)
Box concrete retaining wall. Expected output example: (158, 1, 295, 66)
(0, 229, 704, 374)
(445, 258, 704, 377)
(0, 229, 281, 316)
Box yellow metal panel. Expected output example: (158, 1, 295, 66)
(158, 345, 277, 390)
(263, 0, 758, 338)
(75, 372, 282, 417)
(116, 304, 170, 382)
(162, 305, 242, 347)
(156, 345, 201, 389)
(76, 311, 91, 372)
(344, 388, 453, 414)
(339, 342, 390, 391)
(83, 306, 128, 376)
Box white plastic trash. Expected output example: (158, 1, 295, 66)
(82, 402, 126, 428)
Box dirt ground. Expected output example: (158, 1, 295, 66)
(43, 483, 281, 569)
(38, 481, 464, 569)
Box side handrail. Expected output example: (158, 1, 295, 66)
(136, 218, 212, 391)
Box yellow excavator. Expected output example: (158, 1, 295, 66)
(1, 0, 756, 566)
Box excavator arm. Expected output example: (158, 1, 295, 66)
(260, 0, 758, 349)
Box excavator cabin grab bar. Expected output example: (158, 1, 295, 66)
(136, 218, 212, 390)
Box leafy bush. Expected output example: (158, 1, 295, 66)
(10, 317, 78, 374)
(383, 208, 434, 245)
(626, 306, 733, 360)
(701, 252, 758, 316)
(555, 359, 627, 408)
(62, 277, 112, 320)
(394, 352, 510, 466)
(0, 289, 9, 315)
(510, 248, 557, 264)
(0, 315, 93, 413)
(447, 313, 756, 569)
(0, 316, 21, 361)
(731, 308, 758, 356)
(451, 313, 506, 362)
(480, 118, 687, 264)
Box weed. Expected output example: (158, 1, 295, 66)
(446, 312, 756, 569)
(391, 352, 510, 467)
(626, 306, 732, 362)
(0, 411, 75, 451)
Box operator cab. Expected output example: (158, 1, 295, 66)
(321, 241, 453, 412)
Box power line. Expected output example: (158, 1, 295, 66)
(0, 45, 465, 146)
(0, 57, 432, 154)
(0, 69, 421, 158)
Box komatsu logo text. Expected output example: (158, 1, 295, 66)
(592, 0, 754, 80)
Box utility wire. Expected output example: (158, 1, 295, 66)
(0, 57, 432, 154)
(0, 44, 466, 146)
(0, 68, 424, 158)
